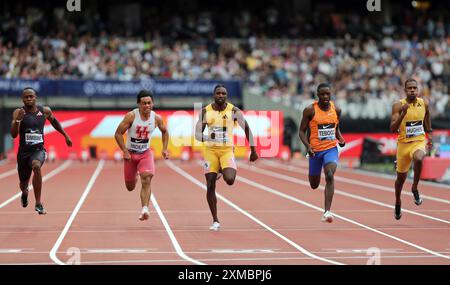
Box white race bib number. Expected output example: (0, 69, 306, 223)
(405, 121, 424, 138)
(25, 133, 43, 145)
(129, 138, 149, 152)
(318, 123, 336, 141)
(209, 127, 228, 143)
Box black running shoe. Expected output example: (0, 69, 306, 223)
(394, 204, 402, 220)
(21, 190, 28, 208)
(412, 190, 423, 206)
(35, 203, 47, 215)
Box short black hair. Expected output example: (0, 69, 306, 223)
(404, 78, 418, 88)
(317, 83, 331, 93)
(137, 89, 154, 103)
(23, 87, 37, 95)
(213, 84, 227, 93)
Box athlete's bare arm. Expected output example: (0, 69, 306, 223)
(115, 111, 135, 160)
(335, 106, 345, 147)
(11, 108, 25, 138)
(155, 114, 169, 159)
(194, 108, 210, 142)
(423, 99, 433, 149)
(43, 106, 72, 147)
(390, 101, 409, 133)
(233, 106, 258, 162)
(299, 105, 315, 156)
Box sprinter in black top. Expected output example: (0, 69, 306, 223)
(11, 88, 72, 214)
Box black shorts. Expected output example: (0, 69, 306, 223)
(17, 149, 46, 182)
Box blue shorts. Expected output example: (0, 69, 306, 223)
(308, 147, 339, 176)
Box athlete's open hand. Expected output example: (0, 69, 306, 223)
(162, 150, 169, 160)
(65, 135, 73, 147)
(249, 150, 258, 162)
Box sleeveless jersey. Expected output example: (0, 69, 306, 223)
(19, 105, 46, 153)
(397, 98, 426, 143)
(308, 101, 339, 152)
(126, 109, 156, 153)
(205, 103, 236, 148)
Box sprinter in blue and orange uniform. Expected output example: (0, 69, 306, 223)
(299, 83, 345, 223)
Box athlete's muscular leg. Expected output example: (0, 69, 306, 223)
(125, 176, 138, 191)
(395, 172, 408, 205)
(205, 173, 219, 223)
(411, 149, 426, 192)
(308, 175, 321, 189)
(323, 163, 337, 212)
(222, 168, 236, 186)
(31, 160, 43, 204)
(139, 172, 153, 207)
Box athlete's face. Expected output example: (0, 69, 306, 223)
(22, 90, 37, 108)
(405, 81, 419, 101)
(213, 87, 227, 106)
(138, 96, 153, 114)
(317, 87, 331, 106)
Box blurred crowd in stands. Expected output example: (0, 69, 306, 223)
(0, 3, 449, 118)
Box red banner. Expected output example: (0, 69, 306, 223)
(13, 110, 284, 159)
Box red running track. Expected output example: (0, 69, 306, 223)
(0, 158, 449, 265)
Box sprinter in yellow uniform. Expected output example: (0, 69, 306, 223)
(195, 84, 258, 231)
(390, 78, 433, 220)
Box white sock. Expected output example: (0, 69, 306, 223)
(142, 206, 149, 212)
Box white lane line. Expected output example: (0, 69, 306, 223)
(289, 159, 450, 190)
(0, 161, 72, 209)
(0, 169, 16, 180)
(264, 159, 450, 205)
(235, 172, 450, 260)
(151, 193, 205, 265)
(49, 160, 105, 265)
(240, 162, 450, 225)
(166, 160, 344, 265)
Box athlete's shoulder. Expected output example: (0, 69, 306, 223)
(124, 110, 136, 121)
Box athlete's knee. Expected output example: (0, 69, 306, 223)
(310, 182, 320, 189)
(224, 176, 235, 186)
(125, 182, 136, 191)
(325, 170, 334, 183)
(140, 173, 153, 185)
(31, 161, 41, 172)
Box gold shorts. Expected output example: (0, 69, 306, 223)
(396, 140, 426, 173)
(203, 147, 236, 174)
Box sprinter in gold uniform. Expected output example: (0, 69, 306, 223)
(390, 78, 432, 220)
(195, 84, 258, 231)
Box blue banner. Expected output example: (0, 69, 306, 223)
(0, 78, 242, 98)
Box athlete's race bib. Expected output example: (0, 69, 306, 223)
(25, 130, 43, 145)
(209, 127, 228, 143)
(317, 123, 336, 141)
(129, 137, 149, 152)
(405, 120, 424, 138)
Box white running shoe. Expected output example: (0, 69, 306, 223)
(139, 206, 150, 221)
(321, 211, 334, 223)
(209, 222, 220, 231)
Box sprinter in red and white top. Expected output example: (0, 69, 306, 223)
(115, 90, 169, 221)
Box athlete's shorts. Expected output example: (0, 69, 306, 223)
(396, 140, 426, 173)
(17, 149, 46, 182)
(124, 149, 155, 182)
(309, 146, 339, 176)
(203, 147, 236, 174)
